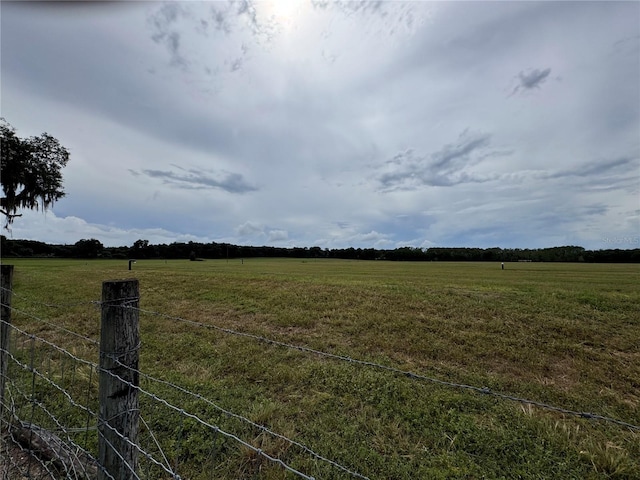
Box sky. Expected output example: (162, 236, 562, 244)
(1, 1, 639, 250)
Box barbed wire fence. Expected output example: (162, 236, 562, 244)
(1, 265, 638, 480)
(0, 269, 369, 480)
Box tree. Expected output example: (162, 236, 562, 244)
(131, 239, 150, 258)
(1, 119, 69, 226)
(74, 238, 104, 258)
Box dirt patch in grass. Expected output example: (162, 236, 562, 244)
(2, 436, 57, 480)
(538, 356, 581, 392)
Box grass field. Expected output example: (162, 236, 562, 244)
(3, 258, 639, 479)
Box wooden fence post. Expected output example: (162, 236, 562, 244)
(0, 264, 14, 428)
(98, 279, 140, 480)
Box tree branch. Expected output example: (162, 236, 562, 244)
(0, 209, 23, 229)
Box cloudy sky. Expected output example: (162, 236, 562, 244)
(2, 1, 639, 250)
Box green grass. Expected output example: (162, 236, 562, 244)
(3, 258, 639, 479)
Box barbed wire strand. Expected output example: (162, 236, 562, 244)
(6, 322, 367, 480)
(0, 286, 101, 309)
(83, 363, 96, 451)
(2, 322, 316, 479)
(96, 431, 142, 480)
(4, 342, 93, 422)
(1, 286, 636, 427)
(5, 298, 640, 475)
(7, 304, 100, 346)
(130, 305, 640, 432)
(139, 413, 173, 475)
(26, 333, 39, 480)
(0, 286, 141, 312)
(110, 355, 370, 480)
(101, 370, 316, 480)
(101, 416, 178, 479)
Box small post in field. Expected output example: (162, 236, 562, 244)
(98, 279, 140, 480)
(0, 264, 14, 427)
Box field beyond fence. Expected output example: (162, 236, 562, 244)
(1, 258, 639, 479)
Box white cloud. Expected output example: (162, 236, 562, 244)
(267, 230, 289, 243)
(4, 210, 210, 247)
(235, 221, 263, 237)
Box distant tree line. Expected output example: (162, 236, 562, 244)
(1, 236, 638, 263)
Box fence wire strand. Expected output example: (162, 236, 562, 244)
(1, 286, 101, 310)
(110, 355, 370, 479)
(6, 305, 100, 346)
(129, 304, 640, 432)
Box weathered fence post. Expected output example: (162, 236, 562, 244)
(98, 279, 140, 480)
(0, 265, 14, 428)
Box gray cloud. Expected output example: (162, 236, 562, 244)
(510, 68, 552, 96)
(149, 0, 277, 60)
(211, 7, 232, 34)
(233, 223, 289, 244)
(431, 132, 491, 171)
(147, 1, 271, 74)
(490, 155, 638, 195)
(543, 156, 639, 191)
(2, 4, 241, 162)
(612, 34, 640, 56)
(312, 0, 421, 34)
(389, 3, 558, 80)
(132, 167, 257, 194)
(149, 3, 189, 67)
(378, 131, 494, 190)
(564, 156, 635, 178)
(519, 68, 551, 89)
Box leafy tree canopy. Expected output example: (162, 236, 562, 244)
(1, 118, 69, 227)
(74, 238, 104, 258)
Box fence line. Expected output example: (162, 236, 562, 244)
(97, 367, 317, 480)
(2, 316, 367, 479)
(128, 304, 640, 432)
(108, 355, 371, 480)
(9, 291, 638, 433)
(1, 305, 363, 479)
(6, 288, 640, 432)
(1, 376, 60, 480)
(0, 321, 316, 480)
(7, 305, 101, 346)
(0, 286, 101, 310)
